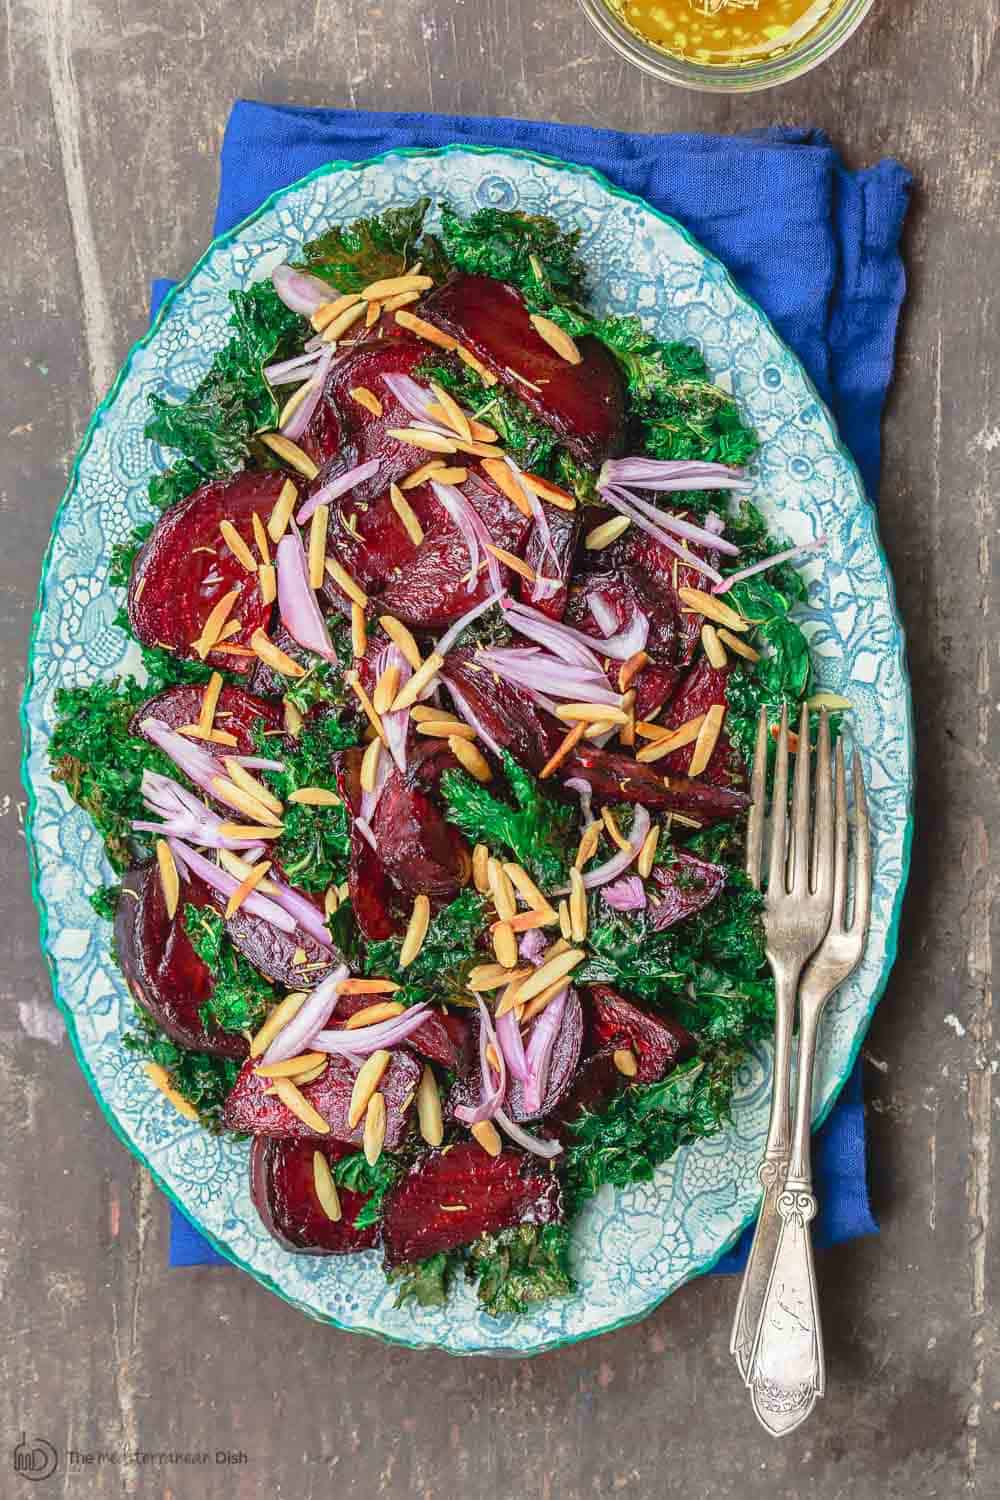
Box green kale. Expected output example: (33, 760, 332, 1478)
(364, 889, 487, 1005)
(333, 1152, 401, 1229)
(670, 958, 774, 1050)
(438, 203, 588, 306)
(138, 641, 217, 693)
(281, 623, 354, 715)
(466, 1224, 574, 1317)
(122, 1011, 241, 1132)
(183, 904, 275, 1036)
(108, 523, 152, 588)
(576, 909, 686, 1004)
(413, 353, 564, 475)
(723, 573, 812, 766)
(297, 197, 436, 292)
(147, 458, 206, 513)
(440, 749, 575, 888)
(90, 884, 121, 921)
(387, 1252, 458, 1310)
(258, 716, 358, 891)
(145, 281, 303, 479)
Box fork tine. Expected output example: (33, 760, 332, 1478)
(767, 703, 790, 894)
(830, 737, 849, 929)
(850, 751, 873, 936)
(789, 701, 812, 894)
(811, 710, 835, 899)
(745, 706, 768, 889)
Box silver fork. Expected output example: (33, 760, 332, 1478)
(747, 739, 872, 1435)
(730, 703, 834, 1379)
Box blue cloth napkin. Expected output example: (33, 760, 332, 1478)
(159, 101, 910, 1272)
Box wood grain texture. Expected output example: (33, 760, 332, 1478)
(1, 0, 998, 1492)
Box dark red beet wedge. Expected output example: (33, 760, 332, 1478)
(371, 772, 471, 904)
(560, 745, 749, 827)
(423, 274, 626, 465)
(656, 659, 745, 789)
(224, 888, 340, 988)
(440, 649, 565, 775)
(584, 985, 696, 1084)
(132, 682, 284, 754)
(380, 1140, 563, 1267)
(249, 1137, 380, 1254)
(332, 994, 471, 1072)
(518, 504, 580, 621)
(647, 851, 727, 931)
(445, 989, 583, 1125)
(223, 1048, 421, 1146)
(115, 864, 247, 1059)
(543, 1050, 627, 1141)
(128, 471, 285, 674)
(603, 510, 722, 666)
(300, 335, 433, 476)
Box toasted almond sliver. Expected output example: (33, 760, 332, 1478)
(321, 301, 367, 344)
(400, 894, 432, 968)
(255, 1052, 326, 1079)
(417, 718, 474, 740)
(457, 344, 498, 385)
(324, 884, 340, 917)
(485, 543, 535, 583)
(325, 557, 368, 608)
(504, 907, 559, 933)
(614, 1048, 639, 1079)
(472, 843, 490, 894)
(361, 272, 434, 301)
(637, 824, 661, 879)
(634, 714, 707, 764)
(677, 586, 749, 634)
(344, 1002, 406, 1030)
(388, 482, 425, 545)
(312, 1151, 342, 1222)
(377, 615, 423, 671)
(456, 439, 505, 459)
(428, 381, 473, 443)
(584, 719, 616, 741)
(585, 515, 631, 551)
(350, 385, 384, 418)
(805, 692, 853, 711)
(502, 863, 550, 914)
(538, 720, 587, 780)
(382, 289, 422, 313)
(338, 978, 400, 996)
(349, 1051, 392, 1129)
(197, 671, 224, 736)
(519, 975, 572, 1023)
(416, 1066, 444, 1148)
(449, 736, 492, 782)
(289, 1060, 328, 1086)
(144, 1063, 199, 1121)
(494, 977, 529, 1018)
(619, 651, 650, 693)
(345, 670, 387, 744)
(521, 472, 576, 511)
(217, 822, 284, 840)
(558, 899, 572, 941)
(575, 821, 602, 869)
(529, 312, 582, 365)
(620, 688, 637, 749)
(477, 457, 531, 517)
(372, 664, 401, 717)
(469, 963, 531, 992)
(218, 519, 258, 573)
(288, 786, 342, 806)
(364, 301, 381, 328)
(250, 995, 307, 1058)
(717, 628, 760, 662)
(224, 858, 272, 918)
(515, 947, 586, 1004)
(308, 505, 329, 589)
(251, 510, 271, 564)
(555, 701, 629, 726)
(210, 775, 282, 827)
(360, 735, 382, 794)
(277, 378, 318, 430)
(312, 293, 362, 331)
(493, 921, 518, 969)
(688, 703, 726, 778)
(600, 806, 630, 852)
(218, 849, 278, 893)
(273, 1077, 330, 1134)
(701, 623, 728, 669)
(488, 858, 517, 922)
(267, 479, 299, 543)
(223, 758, 284, 816)
(283, 697, 304, 738)
(178, 722, 239, 747)
(400, 460, 447, 490)
(393, 308, 458, 350)
(250, 629, 307, 679)
(155, 839, 180, 920)
(258, 562, 277, 605)
(430, 466, 469, 484)
(387, 426, 459, 455)
(470, 1120, 502, 1158)
(569, 867, 588, 944)
(389, 652, 444, 712)
(259, 433, 319, 480)
(192, 589, 240, 659)
(214, 619, 243, 645)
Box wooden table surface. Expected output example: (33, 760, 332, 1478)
(2, 0, 998, 1494)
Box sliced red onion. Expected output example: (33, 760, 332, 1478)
(454, 998, 507, 1125)
(525, 687, 561, 716)
(522, 986, 569, 1115)
(436, 590, 503, 657)
(276, 531, 338, 663)
(608, 485, 740, 557)
(261, 964, 350, 1064)
(374, 642, 411, 772)
(503, 458, 559, 604)
(600, 488, 725, 585)
(263, 872, 335, 950)
(354, 816, 377, 850)
(589, 592, 618, 638)
(265, 348, 327, 386)
(713, 536, 827, 595)
(477, 648, 621, 706)
(705, 510, 726, 535)
(139, 718, 242, 807)
(504, 596, 648, 666)
(431, 481, 479, 590)
(564, 776, 595, 827)
(494, 1107, 563, 1159)
(381, 372, 439, 425)
(496, 1007, 530, 1083)
(231, 756, 286, 772)
(168, 839, 296, 933)
(599, 456, 751, 494)
(134, 770, 263, 851)
(554, 806, 651, 894)
(441, 675, 503, 758)
(296, 458, 381, 524)
(271, 263, 334, 318)
(281, 348, 333, 441)
(311, 1002, 433, 1056)
(602, 875, 648, 912)
(518, 928, 547, 965)
(431, 482, 504, 595)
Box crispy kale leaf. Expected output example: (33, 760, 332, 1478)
(466, 1225, 574, 1317)
(438, 203, 588, 306)
(122, 1012, 241, 1132)
(333, 1152, 401, 1230)
(296, 197, 436, 292)
(183, 904, 275, 1036)
(258, 716, 358, 891)
(441, 750, 575, 887)
(414, 352, 564, 474)
(387, 1252, 458, 1310)
(364, 889, 486, 1005)
(724, 573, 812, 766)
(576, 909, 685, 1003)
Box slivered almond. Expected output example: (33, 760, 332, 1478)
(324, 557, 368, 609)
(431, 466, 468, 484)
(349, 1051, 391, 1128)
(223, 759, 284, 816)
(219, 850, 278, 892)
(309, 505, 328, 588)
(250, 629, 307, 678)
(290, 1060, 328, 1086)
(584, 719, 616, 741)
(456, 439, 505, 459)
(360, 735, 382, 793)
(312, 1151, 342, 1222)
(178, 723, 238, 746)
(389, 483, 424, 545)
(349, 602, 367, 658)
(259, 433, 319, 479)
(416, 1066, 444, 1147)
(493, 921, 518, 969)
(255, 1052, 326, 1079)
(193, 589, 239, 659)
(350, 385, 383, 417)
(312, 293, 362, 331)
(210, 776, 281, 826)
(364, 301, 381, 328)
(287, 786, 341, 806)
(601, 806, 630, 852)
(555, 701, 629, 726)
(250, 994, 307, 1058)
(219, 519, 258, 572)
(378, 615, 423, 670)
(585, 516, 631, 551)
(457, 344, 498, 385)
(575, 821, 602, 869)
(514, 946, 586, 1004)
(209, 644, 256, 658)
(143, 1063, 199, 1121)
(805, 692, 853, 711)
(486, 1042, 501, 1072)
(217, 822, 284, 840)
(449, 736, 492, 782)
(635, 714, 707, 764)
(345, 670, 387, 743)
(520, 975, 573, 1022)
(278, 377, 318, 430)
(344, 1002, 406, 1029)
(529, 313, 582, 365)
(472, 843, 490, 894)
(258, 563, 277, 605)
(676, 586, 749, 633)
(382, 289, 421, 312)
(701, 623, 728, 669)
(558, 899, 572, 941)
(470, 1120, 502, 1158)
(361, 272, 434, 301)
(215, 618, 243, 644)
(539, 720, 587, 779)
(485, 543, 535, 582)
(198, 671, 224, 735)
(338, 978, 400, 996)
(387, 426, 458, 455)
(372, 664, 401, 716)
(273, 1077, 330, 1134)
(569, 867, 588, 943)
(267, 479, 299, 542)
(324, 885, 340, 917)
(393, 309, 458, 350)
(417, 718, 471, 740)
(400, 894, 431, 968)
(521, 472, 576, 511)
(468, 963, 530, 992)
(487, 859, 516, 923)
(502, 862, 550, 914)
(252, 510, 271, 563)
(619, 651, 650, 693)
(155, 839, 180, 919)
(400, 460, 447, 490)
(613, 1048, 639, 1079)
(480, 458, 532, 517)
(637, 824, 660, 879)
(429, 381, 472, 442)
(389, 652, 443, 712)
(717, 629, 760, 663)
(503, 908, 558, 932)
(321, 301, 367, 344)
(688, 703, 726, 777)
(620, 688, 636, 748)
(225, 859, 272, 918)
(283, 698, 304, 737)
(495, 979, 528, 1018)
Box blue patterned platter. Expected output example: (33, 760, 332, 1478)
(21, 147, 913, 1356)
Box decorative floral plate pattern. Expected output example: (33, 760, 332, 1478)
(21, 147, 913, 1356)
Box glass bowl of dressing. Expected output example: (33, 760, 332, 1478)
(575, 0, 875, 91)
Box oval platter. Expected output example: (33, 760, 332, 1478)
(20, 145, 913, 1356)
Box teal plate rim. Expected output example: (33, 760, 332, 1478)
(19, 142, 915, 1356)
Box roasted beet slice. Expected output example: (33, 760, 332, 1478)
(544, 1050, 627, 1141)
(381, 1140, 563, 1267)
(564, 565, 678, 670)
(604, 513, 721, 667)
(250, 1137, 380, 1254)
(656, 659, 745, 789)
(224, 890, 340, 988)
(423, 275, 626, 465)
(447, 990, 584, 1125)
(371, 772, 471, 904)
(518, 504, 580, 621)
(584, 985, 696, 1084)
(560, 746, 749, 827)
(223, 1048, 421, 1145)
(332, 994, 471, 1072)
(300, 335, 434, 476)
(132, 682, 284, 753)
(115, 863, 247, 1059)
(440, 649, 565, 775)
(647, 851, 726, 931)
(128, 471, 283, 674)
